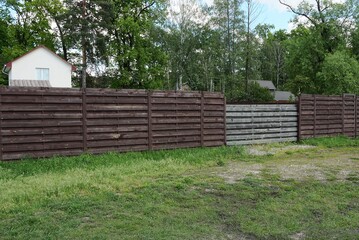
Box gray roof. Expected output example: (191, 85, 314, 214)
(274, 91, 295, 101)
(10, 80, 52, 88)
(250, 80, 276, 90)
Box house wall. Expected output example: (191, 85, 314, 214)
(8, 69, 12, 81)
(9, 47, 72, 88)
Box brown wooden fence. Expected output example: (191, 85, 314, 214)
(0, 87, 225, 161)
(298, 94, 358, 139)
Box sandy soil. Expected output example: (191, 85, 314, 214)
(217, 145, 359, 183)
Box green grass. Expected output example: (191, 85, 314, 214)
(301, 135, 359, 148)
(0, 143, 359, 239)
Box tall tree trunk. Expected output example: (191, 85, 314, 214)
(54, 18, 68, 61)
(81, 0, 87, 89)
(225, 0, 231, 94)
(245, 0, 250, 92)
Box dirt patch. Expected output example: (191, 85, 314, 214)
(218, 163, 264, 183)
(270, 164, 327, 181)
(290, 232, 306, 240)
(217, 145, 359, 184)
(246, 145, 315, 156)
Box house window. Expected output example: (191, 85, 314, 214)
(36, 68, 49, 80)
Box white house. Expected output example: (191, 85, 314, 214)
(2, 46, 75, 88)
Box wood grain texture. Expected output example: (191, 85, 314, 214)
(226, 104, 298, 145)
(0, 87, 225, 161)
(298, 94, 358, 139)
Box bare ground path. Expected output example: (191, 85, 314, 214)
(1, 141, 358, 239)
(216, 145, 359, 183)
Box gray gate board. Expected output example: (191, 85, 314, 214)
(226, 104, 298, 145)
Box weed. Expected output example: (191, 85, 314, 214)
(301, 136, 359, 148)
(217, 160, 225, 166)
(0, 142, 358, 239)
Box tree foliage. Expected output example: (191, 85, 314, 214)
(1, 0, 359, 101)
(317, 51, 359, 95)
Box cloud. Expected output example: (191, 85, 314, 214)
(258, 0, 345, 12)
(201, 0, 214, 5)
(257, 0, 299, 12)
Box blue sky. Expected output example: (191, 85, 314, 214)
(202, 0, 296, 31)
(201, 0, 345, 31)
(255, 3, 294, 30)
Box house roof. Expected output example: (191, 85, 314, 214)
(10, 80, 52, 88)
(4, 45, 76, 71)
(274, 91, 295, 101)
(250, 80, 276, 90)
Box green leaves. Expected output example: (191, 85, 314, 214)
(317, 51, 359, 95)
(110, 0, 167, 89)
(1, 0, 359, 96)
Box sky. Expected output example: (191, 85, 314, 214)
(253, 0, 295, 30)
(200, 0, 345, 31)
(200, 0, 296, 30)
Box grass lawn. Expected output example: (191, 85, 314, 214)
(0, 137, 359, 239)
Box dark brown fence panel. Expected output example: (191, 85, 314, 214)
(0, 88, 225, 161)
(151, 91, 202, 150)
(299, 94, 358, 139)
(343, 94, 356, 137)
(85, 89, 149, 155)
(0, 88, 84, 160)
(203, 92, 226, 147)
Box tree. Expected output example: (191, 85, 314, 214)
(279, 0, 350, 53)
(109, 0, 167, 89)
(279, 0, 358, 95)
(244, 0, 261, 91)
(257, 25, 288, 88)
(352, 6, 359, 59)
(0, 5, 11, 84)
(0, 0, 55, 55)
(165, 0, 203, 90)
(211, 0, 245, 97)
(228, 81, 274, 103)
(284, 26, 323, 95)
(0, 0, 59, 84)
(317, 50, 359, 94)
(61, 0, 113, 88)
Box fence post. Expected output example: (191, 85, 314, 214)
(148, 91, 153, 150)
(342, 94, 345, 135)
(0, 88, 2, 161)
(297, 94, 301, 142)
(355, 95, 358, 138)
(223, 96, 227, 146)
(314, 95, 317, 137)
(200, 91, 204, 147)
(82, 88, 87, 153)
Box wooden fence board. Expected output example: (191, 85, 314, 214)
(298, 94, 358, 139)
(0, 87, 225, 161)
(226, 104, 298, 145)
(227, 137, 298, 146)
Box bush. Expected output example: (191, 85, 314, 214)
(227, 81, 274, 103)
(317, 50, 359, 95)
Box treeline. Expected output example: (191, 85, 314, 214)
(0, 0, 359, 101)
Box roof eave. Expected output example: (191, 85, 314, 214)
(2, 64, 11, 74)
(5, 45, 77, 71)
(5, 62, 12, 68)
